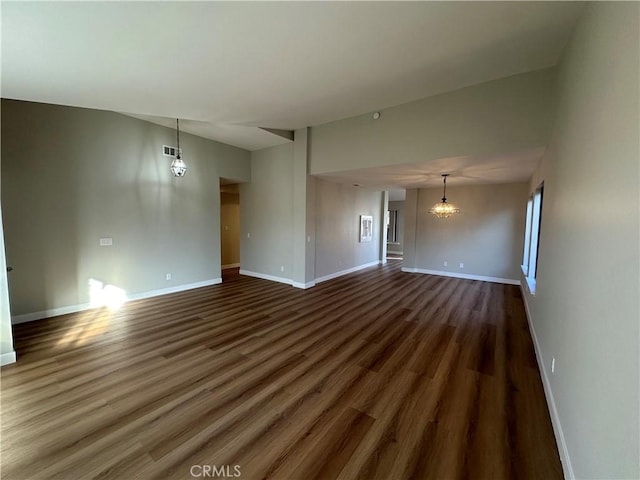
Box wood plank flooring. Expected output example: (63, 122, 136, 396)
(1, 261, 562, 479)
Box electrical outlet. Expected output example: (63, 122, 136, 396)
(551, 357, 556, 373)
(247, 232, 251, 239)
(280, 265, 285, 272)
(444, 261, 448, 267)
(459, 263, 464, 268)
(338, 259, 343, 267)
(99, 237, 113, 246)
(307, 236, 311, 243)
(166, 273, 171, 281)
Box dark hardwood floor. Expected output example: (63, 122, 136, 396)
(1, 261, 562, 479)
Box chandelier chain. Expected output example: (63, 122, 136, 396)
(176, 118, 180, 153)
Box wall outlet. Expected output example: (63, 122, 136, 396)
(443, 261, 448, 267)
(280, 265, 285, 272)
(307, 236, 311, 243)
(459, 263, 464, 268)
(166, 273, 172, 281)
(99, 237, 113, 246)
(338, 259, 343, 267)
(247, 232, 251, 239)
(551, 357, 556, 373)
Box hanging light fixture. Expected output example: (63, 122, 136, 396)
(170, 118, 187, 177)
(429, 174, 460, 218)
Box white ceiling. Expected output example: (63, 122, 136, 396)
(319, 147, 546, 191)
(2, 1, 584, 154)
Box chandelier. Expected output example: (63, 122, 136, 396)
(170, 118, 187, 177)
(429, 174, 460, 218)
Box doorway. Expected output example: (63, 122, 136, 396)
(220, 180, 240, 282)
(386, 190, 405, 261)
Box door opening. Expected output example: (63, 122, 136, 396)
(220, 180, 240, 282)
(386, 195, 405, 261)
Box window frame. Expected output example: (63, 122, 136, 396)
(522, 197, 533, 275)
(522, 183, 544, 294)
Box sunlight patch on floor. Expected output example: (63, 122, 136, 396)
(89, 278, 127, 311)
(54, 279, 127, 347)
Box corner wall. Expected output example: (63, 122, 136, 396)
(1, 99, 251, 321)
(240, 143, 384, 286)
(520, 3, 639, 478)
(240, 143, 294, 280)
(314, 179, 383, 281)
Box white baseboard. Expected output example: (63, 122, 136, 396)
(12, 302, 93, 324)
(239, 272, 316, 289)
(126, 279, 222, 302)
(241, 261, 382, 289)
(401, 267, 519, 285)
(11, 278, 222, 325)
(520, 285, 574, 480)
(292, 281, 316, 289)
(222, 263, 240, 269)
(315, 260, 381, 284)
(239, 270, 293, 286)
(0, 351, 17, 366)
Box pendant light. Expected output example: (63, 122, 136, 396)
(170, 118, 187, 177)
(429, 174, 460, 218)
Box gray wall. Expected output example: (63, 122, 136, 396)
(404, 183, 528, 281)
(1, 99, 250, 318)
(240, 143, 383, 283)
(309, 68, 555, 175)
(240, 143, 294, 278)
(314, 179, 382, 279)
(521, 3, 639, 478)
(386, 200, 404, 253)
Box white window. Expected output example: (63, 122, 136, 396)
(522, 198, 533, 273)
(522, 184, 544, 294)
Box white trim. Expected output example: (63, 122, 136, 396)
(292, 281, 316, 289)
(401, 267, 519, 285)
(521, 265, 537, 295)
(315, 260, 381, 284)
(239, 270, 292, 286)
(524, 276, 537, 295)
(126, 279, 222, 301)
(11, 278, 222, 324)
(12, 302, 93, 324)
(222, 263, 240, 269)
(241, 261, 383, 288)
(0, 351, 17, 366)
(520, 285, 574, 480)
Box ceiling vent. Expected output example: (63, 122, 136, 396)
(163, 145, 177, 157)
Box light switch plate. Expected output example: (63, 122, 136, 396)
(99, 237, 113, 246)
